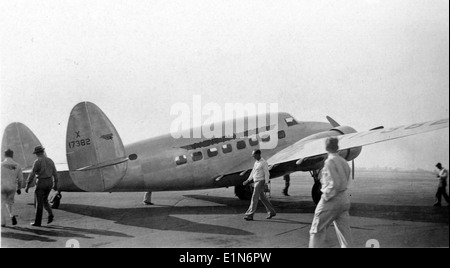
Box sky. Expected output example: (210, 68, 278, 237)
(0, 0, 448, 171)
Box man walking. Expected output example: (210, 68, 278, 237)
(25, 146, 58, 226)
(243, 150, 276, 221)
(434, 163, 449, 207)
(309, 137, 353, 248)
(143, 191, 154, 205)
(1, 149, 23, 227)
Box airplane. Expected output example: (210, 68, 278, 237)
(1, 101, 448, 207)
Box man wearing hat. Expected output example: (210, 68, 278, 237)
(309, 137, 353, 248)
(25, 145, 59, 226)
(434, 163, 449, 207)
(1, 149, 23, 227)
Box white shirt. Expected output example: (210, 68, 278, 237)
(438, 168, 448, 183)
(1, 157, 23, 192)
(320, 153, 351, 201)
(248, 158, 270, 184)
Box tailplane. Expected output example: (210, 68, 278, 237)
(66, 102, 128, 192)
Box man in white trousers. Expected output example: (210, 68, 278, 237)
(309, 137, 353, 248)
(1, 149, 23, 227)
(243, 150, 276, 221)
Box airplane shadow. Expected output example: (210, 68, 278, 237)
(185, 194, 449, 224)
(58, 203, 253, 236)
(55, 194, 448, 237)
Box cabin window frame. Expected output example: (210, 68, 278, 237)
(191, 151, 203, 161)
(236, 140, 247, 150)
(207, 147, 219, 158)
(222, 144, 232, 154)
(249, 136, 259, 146)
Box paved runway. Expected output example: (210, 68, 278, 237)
(1, 170, 448, 248)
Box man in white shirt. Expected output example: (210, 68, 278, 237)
(1, 149, 23, 227)
(309, 137, 353, 248)
(434, 163, 449, 207)
(243, 150, 276, 221)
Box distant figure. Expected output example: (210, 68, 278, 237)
(143, 191, 153, 205)
(309, 137, 353, 248)
(1, 149, 23, 227)
(25, 146, 58, 226)
(282, 175, 290, 196)
(434, 163, 449, 207)
(243, 150, 276, 221)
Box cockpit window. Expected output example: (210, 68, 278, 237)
(285, 117, 298, 127)
(175, 155, 187, 165)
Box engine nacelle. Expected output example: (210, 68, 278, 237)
(300, 125, 362, 162)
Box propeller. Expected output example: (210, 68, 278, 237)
(327, 116, 357, 179)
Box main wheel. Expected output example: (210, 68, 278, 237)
(235, 184, 253, 200)
(311, 181, 322, 205)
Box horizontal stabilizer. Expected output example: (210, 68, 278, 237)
(75, 157, 129, 171)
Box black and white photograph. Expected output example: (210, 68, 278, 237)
(1, 0, 448, 251)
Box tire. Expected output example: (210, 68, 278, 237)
(235, 184, 253, 200)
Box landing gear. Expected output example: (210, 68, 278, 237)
(310, 170, 322, 205)
(235, 184, 253, 200)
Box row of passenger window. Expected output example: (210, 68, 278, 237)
(175, 130, 286, 165)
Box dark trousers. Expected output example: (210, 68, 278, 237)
(436, 183, 450, 205)
(283, 175, 290, 195)
(34, 179, 54, 225)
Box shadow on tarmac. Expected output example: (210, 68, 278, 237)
(1, 225, 133, 241)
(186, 194, 449, 224)
(57, 203, 253, 236)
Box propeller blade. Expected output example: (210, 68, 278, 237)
(352, 160, 355, 180)
(326, 116, 340, 127)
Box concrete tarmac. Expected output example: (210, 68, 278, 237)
(1, 170, 448, 248)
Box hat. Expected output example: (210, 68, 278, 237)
(32, 145, 45, 154)
(325, 137, 339, 153)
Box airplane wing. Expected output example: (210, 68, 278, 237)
(267, 118, 448, 166)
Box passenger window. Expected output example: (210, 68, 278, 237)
(237, 140, 247, 150)
(261, 135, 271, 142)
(222, 144, 232, 154)
(278, 130, 286, 139)
(249, 136, 259, 146)
(175, 155, 187, 165)
(285, 117, 298, 127)
(191, 151, 203, 161)
(207, 147, 219, 158)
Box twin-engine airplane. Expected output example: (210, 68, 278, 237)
(1, 102, 449, 206)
